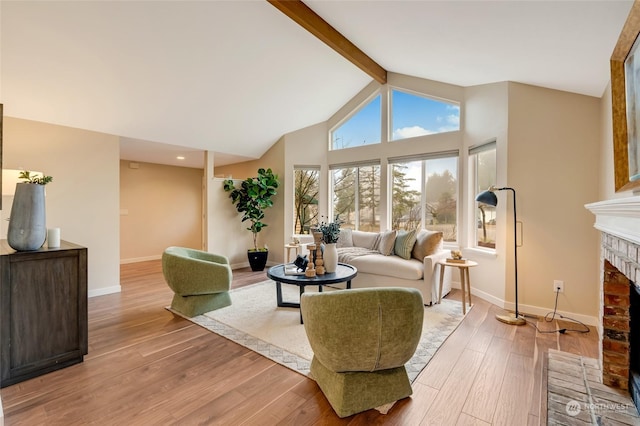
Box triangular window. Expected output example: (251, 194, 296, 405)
(331, 94, 381, 150)
(390, 89, 459, 141)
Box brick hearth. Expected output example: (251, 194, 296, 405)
(600, 233, 640, 390)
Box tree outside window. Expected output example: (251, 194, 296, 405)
(331, 165, 379, 232)
(294, 168, 319, 234)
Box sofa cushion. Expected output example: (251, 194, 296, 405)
(336, 228, 353, 248)
(351, 230, 380, 250)
(377, 230, 396, 256)
(412, 229, 443, 260)
(394, 229, 417, 260)
(346, 252, 423, 280)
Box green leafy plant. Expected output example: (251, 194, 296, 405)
(223, 168, 279, 251)
(19, 170, 53, 185)
(318, 215, 342, 244)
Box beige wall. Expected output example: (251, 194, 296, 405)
(2, 117, 120, 296)
(508, 83, 601, 320)
(120, 160, 203, 262)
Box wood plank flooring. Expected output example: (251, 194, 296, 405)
(0, 260, 599, 425)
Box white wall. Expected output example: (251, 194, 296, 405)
(3, 117, 120, 297)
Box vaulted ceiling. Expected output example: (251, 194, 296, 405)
(1, 1, 634, 168)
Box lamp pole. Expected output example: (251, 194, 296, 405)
(475, 186, 525, 325)
(495, 187, 525, 325)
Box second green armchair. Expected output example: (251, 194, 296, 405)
(162, 246, 232, 317)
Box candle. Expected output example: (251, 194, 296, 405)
(47, 228, 60, 248)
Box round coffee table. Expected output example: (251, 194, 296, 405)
(267, 263, 358, 323)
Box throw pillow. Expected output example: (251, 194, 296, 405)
(336, 228, 353, 248)
(412, 229, 443, 260)
(394, 229, 418, 260)
(377, 230, 397, 256)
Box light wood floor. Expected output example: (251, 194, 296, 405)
(0, 260, 599, 425)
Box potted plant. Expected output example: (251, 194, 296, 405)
(223, 168, 279, 271)
(8, 170, 53, 251)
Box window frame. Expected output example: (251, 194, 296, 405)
(388, 151, 459, 243)
(469, 140, 497, 251)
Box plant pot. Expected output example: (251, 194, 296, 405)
(248, 250, 268, 271)
(7, 183, 47, 251)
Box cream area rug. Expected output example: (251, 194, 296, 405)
(171, 280, 468, 382)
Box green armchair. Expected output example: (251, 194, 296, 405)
(162, 246, 232, 317)
(300, 287, 424, 418)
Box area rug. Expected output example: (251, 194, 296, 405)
(170, 280, 468, 382)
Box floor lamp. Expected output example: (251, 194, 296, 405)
(475, 186, 526, 326)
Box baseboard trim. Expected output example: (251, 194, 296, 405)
(120, 255, 161, 264)
(449, 281, 598, 327)
(88, 285, 122, 298)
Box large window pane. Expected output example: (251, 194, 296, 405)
(331, 95, 381, 150)
(391, 155, 458, 242)
(357, 165, 380, 232)
(425, 157, 458, 242)
(391, 161, 422, 231)
(293, 168, 319, 234)
(473, 146, 497, 249)
(332, 168, 356, 229)
(390, 89, 460, 141)
(331, 165, 380, 232)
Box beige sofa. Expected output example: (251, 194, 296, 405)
(297, 228, 452, 305)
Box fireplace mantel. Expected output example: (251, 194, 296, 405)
(585, 196, 640, 246)
(585, 195, 640, 397)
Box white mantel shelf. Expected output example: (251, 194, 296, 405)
(585, 196, 640, 245)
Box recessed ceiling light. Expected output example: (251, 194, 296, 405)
(176, 156, 185, 160)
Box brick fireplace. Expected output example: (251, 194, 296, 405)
(586, 196, 640, 408)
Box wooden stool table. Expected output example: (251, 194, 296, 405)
(284, 244, 300, 263)
(437, 259, 478, 314)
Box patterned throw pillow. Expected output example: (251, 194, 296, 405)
(411, 230, 443, 260)
(336, 228, 353, 248)
(394, 229, 418, 260)
(377, 230, 397, 256)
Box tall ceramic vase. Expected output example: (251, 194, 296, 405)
(323, 243, 338, 273)
(7, 183, 47, 251)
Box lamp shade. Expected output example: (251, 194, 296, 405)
(475, 189, 498, 206)
(2, 170, 24, 196)
(2, 170, 43, 196)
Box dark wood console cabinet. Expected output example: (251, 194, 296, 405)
(0, 240, 87, 387)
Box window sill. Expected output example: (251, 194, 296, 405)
(464, 247, 498, 259)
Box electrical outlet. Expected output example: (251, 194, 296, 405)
(553, 280, 564, 293)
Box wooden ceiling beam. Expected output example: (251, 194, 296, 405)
(268, 0, 387, 84)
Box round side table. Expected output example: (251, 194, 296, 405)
(437, 259, 478, 314)
(284, 244, 300, 263)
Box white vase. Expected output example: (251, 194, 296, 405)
(323, 243, 338, 273)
